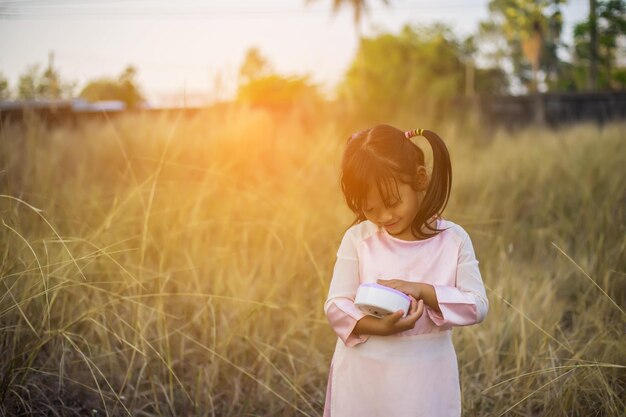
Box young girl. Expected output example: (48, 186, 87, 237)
(323, 125, 488, 417)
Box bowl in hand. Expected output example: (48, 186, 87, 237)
(354, 283, 411, 318)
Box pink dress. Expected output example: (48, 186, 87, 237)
(323, 218, 488, 417)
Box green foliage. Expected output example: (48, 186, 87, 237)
(480, 0, 567, 92)
(236, 47, 323, 113)
(79, 65, 144, 108)
(337, 24, 507, 121)
(0, 72, 9, 100)
(338, 25, 462, 121)
(239, 47, 271, 84)
(474, 67, 510, 94)
(572, 0, 626, 90)
(17, 63, 75, 100)
(237, 74, 322, 110)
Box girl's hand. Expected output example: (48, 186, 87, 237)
(378, 295, 424, 336)
(377, 279, 421, 300)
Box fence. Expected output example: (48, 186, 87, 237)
(472, 92, 626, 127)
(2, 92, 626, 128)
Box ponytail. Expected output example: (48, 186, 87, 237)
(408, 129, 452, 238)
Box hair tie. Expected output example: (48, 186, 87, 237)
(350, 129, 368, 141)
(405, 129, 424, 139)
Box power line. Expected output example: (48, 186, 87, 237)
(0, 1, 490, 20)
(2, 0, 589, 20)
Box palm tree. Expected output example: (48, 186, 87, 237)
(307, 0, 391, 36)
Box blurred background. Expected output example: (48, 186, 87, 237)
(0, 1, 625, 416)
(0, 0, 625, 122)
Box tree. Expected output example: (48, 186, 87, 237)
(572, 0, 626, 90)
(17, 58, 75, 100)
(460, 35, 509, 96)
(79, 65, 144, 108)
(17, 65, 42, 100)
(236, 48, 321, 110)
(479, 0, 567, 92)
(0, 72, 10, 100)
(237, 74, 321, 109)
(306, 0, 390, 35)
(337, 24, 508, 120)
(239, 47, 271, 84)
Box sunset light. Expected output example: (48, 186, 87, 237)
(1, 1, 624, 416)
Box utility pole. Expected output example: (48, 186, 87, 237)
(589, 0, 598, 90)
(47, 50, 60, 102)
(465, 58, 475, 98)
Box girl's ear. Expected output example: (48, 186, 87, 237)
(415, 166, 430, 192)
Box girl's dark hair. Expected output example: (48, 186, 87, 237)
(340, 124, 452, 239)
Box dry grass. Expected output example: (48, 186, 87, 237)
(0, 108, 624, 416)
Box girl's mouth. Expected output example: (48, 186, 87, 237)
(384, 220, 399, 228)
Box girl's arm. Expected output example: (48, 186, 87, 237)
(424, 231, 489, 326)
(415, 283, 441, 313)
(378, 231, 488, 327)
(325, 226, 426, 345)
(325, 228, 370, 347)
(376, 280, 441, 314)
(353, 297, 424, 336)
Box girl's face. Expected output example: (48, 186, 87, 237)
(363, 168, 429, 241)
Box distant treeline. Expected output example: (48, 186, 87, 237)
(1, 1, 624, 126)
(2, 92, 625, 129)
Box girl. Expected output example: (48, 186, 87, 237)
(323, 125, 488, 417)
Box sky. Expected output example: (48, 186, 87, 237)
(0, 0, 589, 106)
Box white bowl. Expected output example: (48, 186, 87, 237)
(354, 283, 411, 318)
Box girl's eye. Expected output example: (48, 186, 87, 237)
(388, 200, 400, 208)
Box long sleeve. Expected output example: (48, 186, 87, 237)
(324, 230, 369, 347)
(426, 232, 489, 327)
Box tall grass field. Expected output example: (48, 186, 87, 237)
(0, 109, 624, 416)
